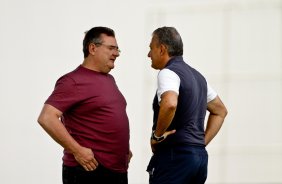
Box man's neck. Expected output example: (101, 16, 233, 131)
(81, 58, 99, 72)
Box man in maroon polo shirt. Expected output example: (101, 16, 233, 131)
(37, 27, 132, 184)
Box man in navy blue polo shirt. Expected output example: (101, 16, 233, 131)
(146, 26, 228, 184)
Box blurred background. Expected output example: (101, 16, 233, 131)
(0, 0, 281, 183)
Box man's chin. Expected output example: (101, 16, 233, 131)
(151, 64, 158, 70)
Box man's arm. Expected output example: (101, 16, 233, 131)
(205, 96, 228, 146)
(151, 91, 177, 152)
(37, 104, 98, 171)
(154, 91, 178, 136)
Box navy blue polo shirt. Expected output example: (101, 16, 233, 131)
(152, 56, 207, 148)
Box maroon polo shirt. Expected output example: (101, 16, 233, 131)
(45, 65, 130, 173)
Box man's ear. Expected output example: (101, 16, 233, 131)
(88, 43, 97, 55)
(160, 44, 167, 56)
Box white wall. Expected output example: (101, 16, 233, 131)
(0, 0, 281, 183)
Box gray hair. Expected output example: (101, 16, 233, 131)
(153, 27, 183, 56)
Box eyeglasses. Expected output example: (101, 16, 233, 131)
(94, 43, 121, 53)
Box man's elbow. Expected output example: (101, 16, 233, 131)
(37, 111, 51, 127)
(167, 101, 177, 111)
(37, 114, 46, 127)
(221, 106, 228, 119)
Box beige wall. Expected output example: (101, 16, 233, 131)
(0, 0, 281, 183)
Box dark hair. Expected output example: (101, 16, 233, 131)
(83, 26, 115, 58)
(153, 27, 183, 56)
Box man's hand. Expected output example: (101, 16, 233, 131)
(128, 150, 133, 164)
(73, 146, 99, 171)
(150, 129, 176, 153)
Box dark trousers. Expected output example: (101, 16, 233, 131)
(63, 164, 128, 184)
(147, 145, 208, 184)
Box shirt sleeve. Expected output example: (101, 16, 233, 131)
(157, 69, 180, 103)
(45, 75, 79, 112)
(157, 69, 217, 103)
(207, 82, 217, 103)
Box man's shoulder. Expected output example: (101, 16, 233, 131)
(55, 66, 82, 84)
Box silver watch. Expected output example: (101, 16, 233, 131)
(151, 131, 165, 142)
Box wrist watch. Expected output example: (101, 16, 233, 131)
(151, 131, 165, 142)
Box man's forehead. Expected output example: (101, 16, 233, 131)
(100, 34, 117, 43)
(151, 36, 159, 46)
